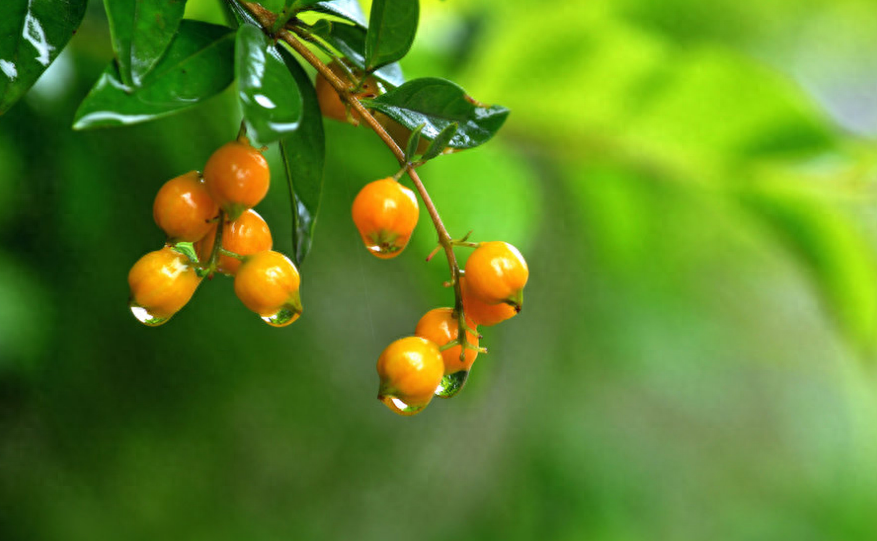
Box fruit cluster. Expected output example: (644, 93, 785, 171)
(128, 137, 303, 327)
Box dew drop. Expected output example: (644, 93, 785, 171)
(435, 370, 468, 398)
(128, 301, 169, 326)
(261, 306, 301, 327)
(378, 394, 428, 416)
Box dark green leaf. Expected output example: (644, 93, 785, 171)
(277, 47, 324, 266)
(405, 122, 424, 162)
(0, 0, 87, 114)
(73, 21, 234, 130)
(421, 122, 458, 161)
(309, 20, 404, 87)
(306, 0, 367, 27)
(361, 78, 509, 149)
(365, 0, 419, 70)
(103, 0, 188, 87)
(290, 0, 322, 9)
(235, 24, 303, 145)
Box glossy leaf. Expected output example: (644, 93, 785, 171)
(0, 0, 87, 114)
(365, 0, 419, 71)
(277, 47, 324, 266)
(309, 20, 404, 87)
(73, 21, 234, 130)
(306, 0, 367, 27)
(103, 0, 188, 87)
(361, 78, 509, 150)
(235, 24, 303, 145)
(290, 0, 322, 9)
(405, 122, 424, 162)
(421, 122, 458, 161)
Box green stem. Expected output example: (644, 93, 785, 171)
(206, 210, 226, 274)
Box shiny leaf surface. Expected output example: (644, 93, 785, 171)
(0, 0, 87, 114)
(361, 78, 509, 149)
(306, 0, 367, 27)
(235, 24, 303, 145)
(73, 20, 234, 129)
(278, 47, 324, 266)
(364, 0, 418, 71)
(103, 0, 188, 87)
(420, 122, 458, 161)
(309, 20, 404, 87)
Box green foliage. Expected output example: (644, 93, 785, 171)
(364, 0, 419, 71)
(309, 20, 405, 87)
(0, 0, 87, 114)
(102, 0, 188, 87)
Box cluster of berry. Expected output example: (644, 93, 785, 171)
(128, 139, 303, 327)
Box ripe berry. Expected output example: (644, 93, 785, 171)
(315, 61, 381, 125)
(152, 171, 218, 242)
(464, 241, 528, 311)
(128, 246, 202, 326)
(376, 336, 444, 416)
(234, 250, 302, 327)
(203, 140, 270, 220)
(351, 178, 419, 259)
(195, 209, 273, 275)
(461, 276, 517, 327)
(415, 308, 479, 375)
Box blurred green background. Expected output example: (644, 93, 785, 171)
(4, 0, 877, 539)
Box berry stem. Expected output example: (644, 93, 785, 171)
(234, 0, 473, 356)
(206, 209, 226, 274)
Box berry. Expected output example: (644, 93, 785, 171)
(415, 308, 479, 375)
(376, 336, 444, 416)
(152, 171, 218, 242)
(195, 209, 273, 275)
(128, 246, 202, 326)
(203, 140, 270, 220)
(464, 241, 528, 311)
(351, 178, 419, 259)
(315, 61, 382, 124)
(234, 250, 302, 327)
(461, 276, 517, 327)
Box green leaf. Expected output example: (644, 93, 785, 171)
(309, 20, 404, 87)
(306, 0, 367, 28)
(0, 0, 87, 114)
(405, 122, 424, 162)
(364, 0, 419, 71)
(235, 24, 303, 146)
(361, 78, 509, 150)
(73, 21, 234, 130)
(421, 122, 458, 161)
(290, 0, 322, 9)
(277, 47, 324, 266)
(103, 0, 188, 87)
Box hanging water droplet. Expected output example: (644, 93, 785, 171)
(378, 394, 428, 416)
(435, 370, 468, 398)
(128, 300, 169, 326)
(261, 306, 301, 327)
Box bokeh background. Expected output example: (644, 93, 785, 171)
(4, 0, 877, 539)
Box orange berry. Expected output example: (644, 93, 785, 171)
(315, 61, 382, 124)
(415, 308, 479, 374)
(461, 276, 517, 327)
(234, 250, 302, 327)
(376, 336, 444, 416)
(464, 241, 528, 311)
(351, 178, 419, 259)
(152, 171, 218, 242)
(195, 209, 272, 275)
(203, 141, 270, 219)
(128, 247, 202, 325)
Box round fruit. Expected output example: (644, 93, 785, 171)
(415, 308, 479, 374)
(234, 250, 302, 327)
(152, 171, 218, 242)
(203, 140, 270, 219)
(351, 178, 419, 259)
(128, 246, 201, 325)
(315, 61, 382, 124)
(376, 336, 444, 416)
(461, 276, 517, 327)
(464, 241, 528, 311)
(195, 209, 272, 275)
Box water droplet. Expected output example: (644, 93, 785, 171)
(261, 306, 301, 327)
(378, 394, 428, 416)
(128, 301, 169, 326)
(435, 370, 468, 398)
